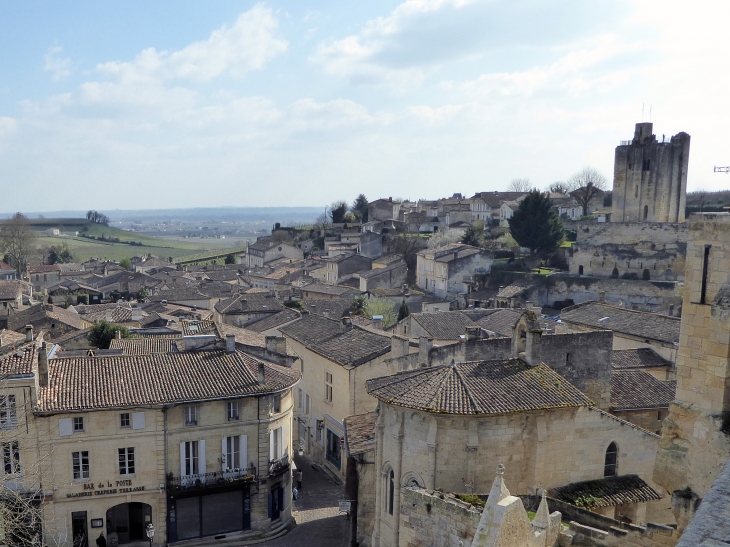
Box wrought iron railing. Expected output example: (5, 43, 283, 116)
(167, 466, 257, 493)
(268, 454, 290, 477)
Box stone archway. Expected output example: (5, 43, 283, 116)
(106, 502, 151, 545)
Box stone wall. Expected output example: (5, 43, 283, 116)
(543, 276, 683, 316)
(399, 488, 481, 547)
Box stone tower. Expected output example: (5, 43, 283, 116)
(653, 213, 730, 530)
(611, 122, 690, 223)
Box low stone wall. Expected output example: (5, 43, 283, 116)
(399, 488, 481, 547)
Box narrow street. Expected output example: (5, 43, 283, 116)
(258, 455, 349, 547)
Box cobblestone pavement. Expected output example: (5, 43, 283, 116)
(257, 455, 349, 547)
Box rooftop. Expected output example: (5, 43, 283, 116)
(409, 311, 480, 340)
(366, 359, 591, 415)
(344, 412, 377, 456)
(611, 370, 676, 411)
(108, 337, 179, 355)
(214, 294, 284, 315)
(560, 301, 680, 345)
(549, 475, 661, 509)
(246, 308, 301, 333)
(280, 314, 391, 367)
(611, 348, 674, 370)
(36, 350, 300, 412)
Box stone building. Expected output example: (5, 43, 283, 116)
(0, 333, 299, 546)
(416, 244, 493, 298)
(611, 122, 690, 223)
(653, 213, 730, 532)
(245, 241, 303, 269)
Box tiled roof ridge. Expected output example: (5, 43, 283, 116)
(587, 406, 660, 438)
(452, 363, 482, 414)
(562, 300, 678, 320)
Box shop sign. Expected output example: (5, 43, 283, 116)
(66, 479, 145, 498)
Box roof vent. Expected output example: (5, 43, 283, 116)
(598, 317, 610, 322)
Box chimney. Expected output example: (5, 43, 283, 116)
(465, 326, 483, 341)
(258, 362, 266, 385)
(240, 299, 247, 312)
(341, 317, 353, 332)
(226, 333, 236, 354)
(418, 337, 433, 364)
(391, 335, 409, 359)
(38, 342, 49, 387)
(105, 309, 113, 322)
(598, 291, 606, 303)
(265, 336, 287, 356)
(524, 301, 533, 309)
(131, 307, 143, 321)
(25, 325, 33, 342)
(525, 327, 542, 367)
(115, 330, 121, 340)
(372, 315, 383, 330)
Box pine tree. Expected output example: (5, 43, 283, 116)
(397, 299, 410, 321)
(508, 190, 564, 256)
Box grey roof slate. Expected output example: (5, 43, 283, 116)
(410, 311, 478, 339)
(344, 412, 377, 456)
(611, 370, 676, 410)
(560, 302, 680, 344)
(549, 475, 661, 508)
(611, 348, 673, 370)
(246, 309, 301, 333)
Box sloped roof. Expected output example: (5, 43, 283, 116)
(496, 280, 535, 299)
(611, 370, 676, 410)
(36, 350, 300, 412)
(214, 294, 284, 315)
(344, 412, 377, 456)
(246, 309, 301, 333)
(301, 283, 360, 297)
(410, 311, 478, 340)
(0, 342, 37, 377)
(109, 338, 179, 355)
(301, 300, 354, 319)
(611, 348, 673, 370)
(560, 302, 680, 344)
(8, 304, 86, 332)
(549, 475, 662, 509)
(280, 314, 391, 367)
(366, 359, 591, 415)
(0, 280, 24, 300)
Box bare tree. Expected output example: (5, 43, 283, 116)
(547, 181, 569, 195)
(692, 187, 708, 211)
(405, 211, 429, 233)
(566, 167, 608, 217)
(507, 178, 532, 192)
(0, 213, 36, 278)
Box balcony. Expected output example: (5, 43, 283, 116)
(167, 466, 257, 494)
(268, 454, 290, 478)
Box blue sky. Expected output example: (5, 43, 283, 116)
(1, 0, 729, 211)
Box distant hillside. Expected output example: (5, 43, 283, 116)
(686, 190, 730, 215)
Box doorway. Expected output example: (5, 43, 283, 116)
(106, 503, 152, 544)
(72, 511, 88, 547)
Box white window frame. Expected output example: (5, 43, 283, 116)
(184, 405, 198, 426)
(0, 395, 17, 429)
(222, 435, 248, 473)
(72, 451, 90, 480)
(118, 447, 135, 476)
(183, 441, 199, 476)
(325, 372, 333, 403)
(226, 400, 239, 421)
(2, 441, 21, 475)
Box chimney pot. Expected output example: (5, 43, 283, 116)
(38, 342, 49, 387)
(115, 330, 121, 340)
(226, 333, 236, 353)
(258, 362, 266, 385)
(25, 325, 33, 342)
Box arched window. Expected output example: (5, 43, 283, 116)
(604, 442, 618, 477)
(388, 470, 395, 515)
(643, 205, 649, 220)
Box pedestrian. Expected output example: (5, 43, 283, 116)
(96, 532, 107, 547)
(293, 486, 298, 500)
(295, 467, 303, 490)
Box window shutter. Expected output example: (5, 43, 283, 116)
(221, 437, 227, 471)
(180, 442, 186, 477)
(240, 435, 248, 470)
(59, 418, 73, 436)
(199, 439, 206, 475)
(269, 430, 275, 461)
(132, 412, 145, 430)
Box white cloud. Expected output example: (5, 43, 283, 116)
(44, 46, 71, 81)
(96, 4, 287, 84)
(0, 117, 18, 137)
(310, 0, 477, 90)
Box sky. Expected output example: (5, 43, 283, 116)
(1, 0, 729, 212)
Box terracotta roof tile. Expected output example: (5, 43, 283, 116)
(549, 475, 662, 508)
(37, 350, 300, 412)
(246, 309, 301, 333)
(366, 359, 591, 415)
(611, 370, 676, 410)
(344, 412, 377, 456)
(108, 338, 179, 355)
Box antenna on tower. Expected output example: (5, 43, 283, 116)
(642, 103, 644, 122)
(650, 105, 652, 122)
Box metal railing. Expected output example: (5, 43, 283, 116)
(167, 465, 257, 493)
(619, 140, 632, 146)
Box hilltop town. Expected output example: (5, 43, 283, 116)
(2, 121, 730, 547)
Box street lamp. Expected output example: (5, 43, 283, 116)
(145, 523, 155, 547)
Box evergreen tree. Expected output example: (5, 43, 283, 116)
(508, 190, 564, 256)
(460, 226, 482, 247)
(397, 299, 410, 322)
(351, 194, 369, 222)
(87, 321, 130, 349)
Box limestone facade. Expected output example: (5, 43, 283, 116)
(611, 122, 690, 224)
(371, 402, 661, 547)
(653, 213, 730, 531)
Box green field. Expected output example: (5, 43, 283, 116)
(30, 218, 244, 264)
